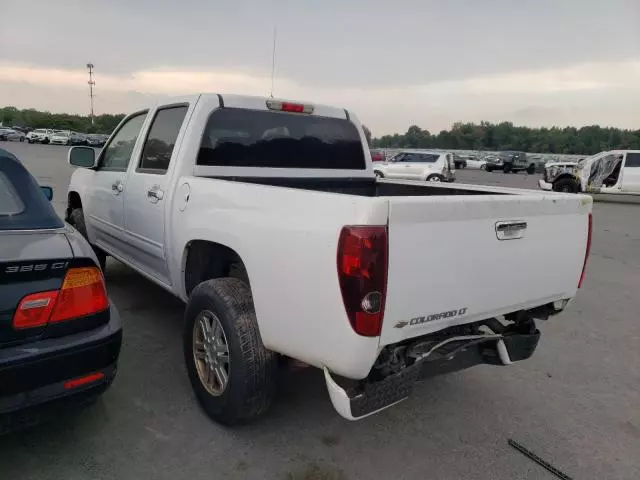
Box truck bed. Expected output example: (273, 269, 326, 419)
(205, 176, 504, 197)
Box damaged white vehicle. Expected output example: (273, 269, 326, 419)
(539, 150, 640, 199)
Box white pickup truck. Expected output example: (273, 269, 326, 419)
(66, 94, 593, 425)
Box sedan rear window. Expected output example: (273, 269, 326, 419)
(0, 172, 25, 215)
(197, 108, 366, 170)
(0, 150, 63, 231)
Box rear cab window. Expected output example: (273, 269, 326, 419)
(0, 151, 63, 231)
(197, 108, 365, 170)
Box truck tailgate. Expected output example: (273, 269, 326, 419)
(380, 192, 591, 346)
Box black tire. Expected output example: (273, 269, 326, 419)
(526, 164, 536, 175)
(426, 174, 442, 182)
(552, 178, 577, 193)
(503, 164, 512, 173)
(184, 278, 277, 425)
(42, 137, 49, 144)
(27, 138, 32, 144)
(19, 137, 24, 142)
(69, 208, 107, 271)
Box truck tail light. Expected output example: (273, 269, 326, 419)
(50, 267, 109, 323)
(578, 213, 593, 288)
(13, 266, 109, 329)
(337, 226, 388, 336)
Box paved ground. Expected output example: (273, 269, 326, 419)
(1, 142, 639, 480)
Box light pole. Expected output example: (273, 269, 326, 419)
(87, 63, 95, 125)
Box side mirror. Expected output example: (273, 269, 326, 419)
(68, 146, 98, 168)
(40, 186, 53, 201)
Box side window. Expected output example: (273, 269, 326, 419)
(138, 106, 188, 173)
(99, 112, 147, 172)
(625, 153, 640, 167)
(393, 153, 407, 162)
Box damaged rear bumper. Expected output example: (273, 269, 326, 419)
(324, 330, 540, 421)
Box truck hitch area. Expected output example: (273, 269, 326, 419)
(324, 313, 540, 420)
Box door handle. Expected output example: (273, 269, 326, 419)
(147, 186, 164, 202)
(111, 181, 124, 194)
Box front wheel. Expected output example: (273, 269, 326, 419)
(553, 178, 578, 193)
(426, 175, 442, 182)
(69, 208, 107, 271)
(374, 170, 384, 178)
(184, 278, 278, 425)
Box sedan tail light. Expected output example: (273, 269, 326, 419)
(13, 266, 109, 329)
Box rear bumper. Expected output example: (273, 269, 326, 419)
(0, 304, 122, 419)
(538, 179, 553, 191)
(324, 329, 540, 420)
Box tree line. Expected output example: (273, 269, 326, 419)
(371, 122, 640, 155)
(3, 104, 638, 155)
(0, 106, 124, 134)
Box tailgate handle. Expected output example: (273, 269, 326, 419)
(495, 221, 527, 240)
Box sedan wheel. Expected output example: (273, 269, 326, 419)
(193, 309, 230, 396)
(427, 175, 441, 182)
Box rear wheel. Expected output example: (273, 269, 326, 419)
(184, 278, 278, 425)
(526, 164, 536, 175)
(426, 175, 442, 182)
(69, 208, 107, 271)
(374, 170, 384, 178)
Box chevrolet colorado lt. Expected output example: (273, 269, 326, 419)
(65, 94, 592, 425)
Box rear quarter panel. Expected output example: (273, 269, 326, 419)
(169, 177, 388, 379)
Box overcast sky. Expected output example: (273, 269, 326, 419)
(1, 0, 639, 135)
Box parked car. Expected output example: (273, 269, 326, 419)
(370, 149, 386, 162)
(26, 129, 55, 144)
(69, 132, 88, 146)
(482, 155, 504, 172)
(86, 134, 108, 147)
(0, 128, 25, 142)
(50, 131, 72, 145)
(0, 148, 122, 433)
(453, 154, 467, 169)
(66, 93, 592, 425)
(497, 151, 536, 174)
(465, 156, 487, 170)
(374, 150, 456, 182)
(539, 150, 640, 197)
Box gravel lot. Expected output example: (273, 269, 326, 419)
(1, 142, 639, 480)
